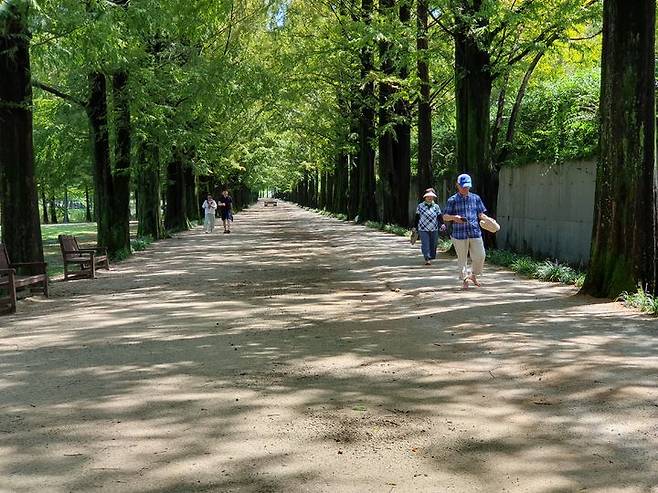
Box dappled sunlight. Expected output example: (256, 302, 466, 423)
(1, 202, 656, 491)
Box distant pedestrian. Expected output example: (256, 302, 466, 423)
(442, 173, 488, 288)
(202, 194, 217, 233)
(219, 190, 233, 233)
(412, 190, 446, 265)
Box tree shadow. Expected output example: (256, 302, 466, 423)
(0, 202, 656, 492)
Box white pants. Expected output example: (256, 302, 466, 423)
(452, 236, 486, 278)
(204, 213, 215, 232)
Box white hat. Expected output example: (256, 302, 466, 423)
(423, 191, 437, 199)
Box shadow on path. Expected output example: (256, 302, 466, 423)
(0, 201, 656, 492)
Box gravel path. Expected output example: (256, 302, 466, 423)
(1, 201, 656, 492)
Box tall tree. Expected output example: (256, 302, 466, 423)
(357, 0, 378, 222)
(136, 141, 164, 239)
(378, 0, 411, 226)
(583, 0, 657, 298)
(416, 0, 432, 196)
(109, 70, 132, 253)
(0, 0, 44, 263)
(454, 0, 492, 203)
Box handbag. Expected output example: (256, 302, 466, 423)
(410, 228, 419, 245)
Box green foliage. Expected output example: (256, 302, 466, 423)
(111, 247, 131, 262)
(509, 68, 600, 166)
(130, 236, 153, 252)
(535, 260, 580, 284)
(363, 221, 409, 237)
(487, 249, 585, 286)
(618, 287, 658, 316)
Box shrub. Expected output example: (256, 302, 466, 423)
(511, 257, 537, 276)
(535, 260, 578, 283)
(487, 249, 585, 287)
(112, 247, 132, 262)
(131, 236, 153, 252)
(618, 287, 658, 315)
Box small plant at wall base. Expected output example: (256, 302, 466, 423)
(487, 249, 585, 287)
(617, 287, 658, 315)
(131, 236, 153, 252)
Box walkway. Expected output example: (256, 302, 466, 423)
(1, 201, 656, 492)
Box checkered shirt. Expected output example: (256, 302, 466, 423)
(416, 202, 442, 232)
(444, 192, 487, 239)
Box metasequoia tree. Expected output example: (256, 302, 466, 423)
(583, 0, 657, 298)
(0, 0, 44, 263)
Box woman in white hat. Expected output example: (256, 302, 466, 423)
(412, 190, 445, 265)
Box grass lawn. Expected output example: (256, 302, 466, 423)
(1, 222, 139, 278)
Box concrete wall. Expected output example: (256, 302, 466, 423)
(497, 161, 596, 266)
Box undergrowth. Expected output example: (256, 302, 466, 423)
(617, 287, 658, 315)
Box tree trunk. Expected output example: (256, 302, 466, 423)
(378, 0, 396, 225)
(87, 72, 114, 250)
(0, 2, 44, 263)
(454, 0, 494, 209)
(394, 0, 411, 226)
(41, 186, 49, 224)
(164, 155, 188, 232)
(110, 70, 132, 256)
(137, 141, 164, 239)
(185, 165, 199, 224)
(324, 171, 335, 212)
(583, 0, 657, 298)
(378, 0, 411, 226)
(49, 197, 58, 224)
(357, 0, 378, 222)
(63, 187, 70, 223)
(416, 0, 432, 198)
(333, 152, 348, 213)
(85, 185, 93, 222)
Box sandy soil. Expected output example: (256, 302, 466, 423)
(0, 201, 656, 493)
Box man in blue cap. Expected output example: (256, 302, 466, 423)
(442, 173, 488, 288)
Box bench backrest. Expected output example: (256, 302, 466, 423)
(0, 244, 10, 271)
(58, 235, 81, 259)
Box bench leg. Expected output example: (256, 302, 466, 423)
(8, 272, 17, 314)
(91, 255, 96, 279)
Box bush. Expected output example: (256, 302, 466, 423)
(131, 236, 153, 252)
(112, 247, 132, 262)
(535, 260, 579, 283)
(487, 249, 585, 287)
(510, 257, 537, 276)
(618, 287, 658, 315)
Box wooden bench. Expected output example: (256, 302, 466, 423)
(58, 235, 110, 280)
(0, 244, 48, 314)
(263, 198, 277, 206)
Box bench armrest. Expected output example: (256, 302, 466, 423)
(62, 250, 94, 257)
(11, 262, 48, 268)
(0, 268, 16, 275)
(11, 262, 48, 275)
(78, 248, 106, 254)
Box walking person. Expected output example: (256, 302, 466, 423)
(412, 190, 446, 265)
(442, 173, 488, 288)
(218, 189, 233, 233)
(202, 194, 217, 233)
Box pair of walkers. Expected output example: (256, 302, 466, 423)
(202, 190, 233, 234)
(412, 174, 488, 289)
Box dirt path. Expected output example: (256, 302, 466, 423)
(1, 201, 656, 492)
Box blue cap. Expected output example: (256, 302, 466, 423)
(457, 173, 472, 188)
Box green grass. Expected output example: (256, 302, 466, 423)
(364, 220, 410, 237)
(487, 249, 585, 287)
(20, 222, 141, 278)
(617, 286, 658, 315)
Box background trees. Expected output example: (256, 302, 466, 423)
(2, 0, 657, 299)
